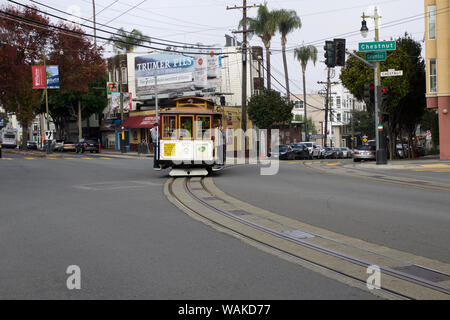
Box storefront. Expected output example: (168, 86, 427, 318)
(123, 115, 157, 152)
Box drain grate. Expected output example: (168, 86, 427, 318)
(282, 229, 315, 239)
(393, 265, 450, 283)
(203, 197, 221, 201)
(229, 210, 252, 216)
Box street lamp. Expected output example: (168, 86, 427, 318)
(360, 18, 369, 38)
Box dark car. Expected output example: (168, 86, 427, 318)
(291, 143, 310, 160)
(324, 147, 337, 159)
(76, 138, 101, 153)
(27, 141, 38, 150)
(271, 145, 295, 160)
(332, 147, 343, 159)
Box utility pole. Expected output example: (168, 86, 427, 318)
(351, 98, 355, 149)
(43, 53, 52, 154)
(228, 2, 260, 154)
(92, 0, 97, 49)
(119, 59, 125, 153)
(324, 68, 330, 147)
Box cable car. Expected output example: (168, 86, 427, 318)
(156, 97, 226, 176)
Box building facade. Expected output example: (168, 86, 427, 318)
(424, 0, 450, 159)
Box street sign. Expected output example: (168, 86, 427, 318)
(380, 69, 403, 77)
(359, 41, 396, 52)
(365, 51, 386, 61)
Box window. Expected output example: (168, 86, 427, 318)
(196, 116, 211, 139)
(430, 59, 437, 93)
(295, 100, 304, 109)
(336, 96, 341, 108)
(337, 113, 341, 122)
(428, 5, 436, 40)
(179, 116, 193, 139)
(163, 115, 177, 139)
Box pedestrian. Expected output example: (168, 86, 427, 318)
(150, 123, 160, 170)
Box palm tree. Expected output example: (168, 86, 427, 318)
(294, 45, 317, 141)
(275, 9, 301, 99)
(109, 28, 148, 53)
(240, 3, 277, 90)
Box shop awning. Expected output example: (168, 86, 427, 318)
(124, 115, 157, 129)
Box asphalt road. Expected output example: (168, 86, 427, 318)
(215, 160, 450, 264)
(0, 153, 376, 299)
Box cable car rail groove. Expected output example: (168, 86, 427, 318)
(165, 176, 450, 300)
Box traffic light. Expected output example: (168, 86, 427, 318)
(364, 83, 375, 105)
(334, 38, 346, 67)
(381, 113, 390, 123)
(324, 41, 336, 68)
(381, 87, 388, 106)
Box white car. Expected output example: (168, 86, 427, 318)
(302, 142, 321, 159)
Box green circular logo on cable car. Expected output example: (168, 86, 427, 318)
(198, 145, 207, 153)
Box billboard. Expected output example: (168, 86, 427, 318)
(134, 49, 222, 97)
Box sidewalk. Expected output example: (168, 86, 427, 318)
(343, 155, 450, 170)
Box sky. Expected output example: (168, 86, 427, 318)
(3, 0, 426, 94)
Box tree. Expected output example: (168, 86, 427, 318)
(293, 114, 318, 135)
(248, 88, 293, 129)
(47, 22, 106, 140)
(109, 28, 148, 53)
(347, 110, 375, 140)
(294, 45, 317, 141)
(241, 2, 277, 89)
(275, 9, 301, 99)
(45, 74, 108, 139)
(0, 5, 52, 149)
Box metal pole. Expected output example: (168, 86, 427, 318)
(155, 72, 159, 159)
(92, 0, 97, 49)
(351, 98, 355, 149)
(44, 54, 51, 154)
(373, 6, 386, 164)
(241, 0, 248, 153)
(119, 61, 125, 153)
(324, 67, 330, 147)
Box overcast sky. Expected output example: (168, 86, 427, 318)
(4, 0, 425, 94)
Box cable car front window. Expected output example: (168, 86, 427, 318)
(179, 116, 193, 139)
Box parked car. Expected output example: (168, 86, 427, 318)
(302, 142, 318, 158)
(76, 138, 101, 153)
(271, 145, 295, 160)
(62, 141, 76, 152)
(315, 145, 325, 159)
(54, 139, 64, 152)
(332, 147, 343, 159)
(340, 147, 352, 158)
(26, 141, 38, 150)
(396, 143, 411, 158)
(353, 145, 376, 162)
(415, 145, 426, 157)
(324, 147, 337, 159)
(291, 143, 310, 160)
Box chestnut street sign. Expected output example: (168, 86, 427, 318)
(359, 41, 396, 52)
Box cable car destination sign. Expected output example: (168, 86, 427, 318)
(358, 41, 396, 52)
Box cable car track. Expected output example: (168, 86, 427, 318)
(166, 176, 450, 300)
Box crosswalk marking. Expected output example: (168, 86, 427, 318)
(24, 157, 35, 160)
